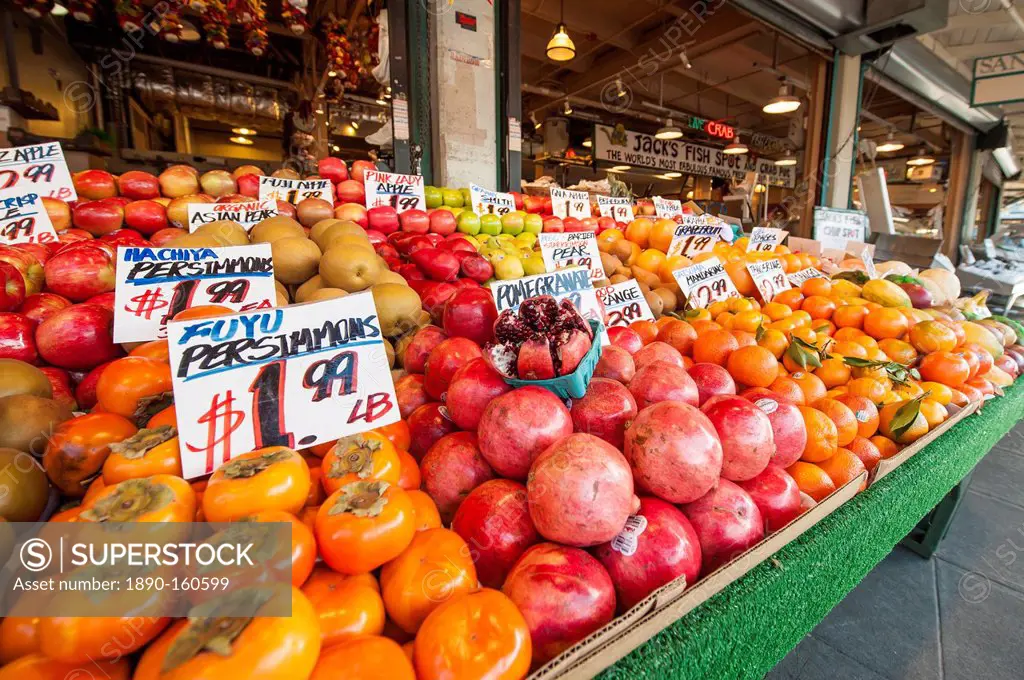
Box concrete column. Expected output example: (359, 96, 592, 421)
(429, 0, 498, 189)
(821, 53, 862, 210)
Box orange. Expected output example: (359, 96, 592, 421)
(851, 334, 879, 350)
(648, 218, 678, 252)
(919, 381, 954, 406)
(790, 372, 828, 405)
(833, 305, 868, 329)
(798, 406, 839, 462)
(725, 259, 758, 297)
(918, 351, 971, 388)
(655, 316, 677, 330)
(774, 289, 805, 311)
(870, 435, 900, 459)
(716, 312, 736, 330)
(891, 380, 924, 401)
(790, 310, 813, 328)
(770, 376, 807, 405)
(801, 278, 833, 298)
(948, 388, 969, 407)
(691, 319, 722, 336)
(877, 338, 917, 365)
(729, 297, 759, 313)
(817, 449, 867, 489)
(908, 320, 958, 354)
(878, 400, 929, 444)
(597, 228, 623, 244)
(726, 345, 780, 388)
(813, 398, 858, 447)
(708, 301, 730, 317)
(830, 340, 868, 359)
(786, 461, 837, 502)
(624, 218, 653, 247)
(814, 358, 852, 389)
(758, 328, 788, 359)
(811, 319, 836, 337)
(692, 329, 739, 366)
(731, 330, 756, 348)
(801, 295, 837, 320)
(847, 436, 882, 473)
(657, 320, 698, 356)
(863, 308, 910, 340)
(835, 394, 880, 438)
(919, 399, 947, 428)
(733, 310, 765, 334)
(635, 248, 666, 273)
(762, 302, 793, 321)
(629, 320, 659, 346)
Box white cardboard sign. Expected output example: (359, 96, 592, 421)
(113, 244, 278, 343)
(747, 226, 787, 252)
(746, 258, 792, 302)
(673, 256, 739, 309)
(653, 196, 683, 220)
(490, 267, 605, 341)
(187, 200, 278, 232)
(550, 188, 591, 219)
(167, 293, 399, 479)
(666, 216, 724, 258)
(787, 267, 827, 286)
(0, 142, 77, 201)
(539, 231, 605, 283)
(258, 176, 334, 205)
(363, 170, 426, 212)
(596, 196, 634, 223)
(812, 207, 866, 251)
(596, 280, 654, 327)
(469, 183, 516, 216)
(0, 193, 59, 244)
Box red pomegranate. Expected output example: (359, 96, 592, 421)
(477, 386, 573, 480)
(632, 341, 684, 369)
(737, 465, 802, 533)
(742, 393, 807, 468)
(394, 373, 431, 419)
(688, 363, 737, 405)
(444, 358, 511, 431)
(451, 479, 539, 588)
(607, 326, 643, 354)
(681, 479, 764, 575)
(701, 395, 775, 482)
(420, 431, 496, 523)
(526, 433, 636, 547)
(570, 378, 638, 450)
(402, 325, 448, 374)
(423, 337, 483, 400)
(502, 543, 616, 665)
(406, 402, 459, 459)
(442, 287, 498, 346)
(624, 401, 722, 503)
(593, 345, 635, 384)
(592, 497, 702, 611)
(629, 361, 699, 409)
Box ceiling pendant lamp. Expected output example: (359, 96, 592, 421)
(723, 135, 748, 155)
(876, 132, 905, 153)
(546, 0, 575, 62)
(656, 119, 683, 140)
(763, 83, 801, 115)
(907, 148, 935, 166)
(774, 150, 797, 166)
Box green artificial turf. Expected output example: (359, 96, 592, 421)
(600, 381, 1024, 680)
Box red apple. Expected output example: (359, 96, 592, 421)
(231, 165, 263, 180)
(275, 201, 296, 219)
(367, 206, 400, 234)
(419, 282, 458, 324)
(72, 198, 124, 236)
(73, 170, 117, 200)
(56, 229, 93, 248)
(199, 170, 237, 197)
(596, 216, 616, 233)
(411, 248, 460, 282)
(236, 173, 260, 198)
(511, 192, 524, 210)
(117, 170, 160, 200)
(681, 479, 765, 575)
(350, 160, 375, 183)
(41, 197, 71, 231)
(701, 395, 774, 482)
(542, 216, 564, 232)
(737, 465, 802, 533)
(522, 195, 546, 214)
(395, 264, 426, 282)
(442, 287, 497, 345)
(399, 209, 430, 234)
(36, 303, 121, 370)
(19, 292, 71, 326)
(336, 179, 365, 205)
(428, 210, 457, 236)
(688, 363, 738, 405)
(562, 217, 584, 232)
(38, 366, 77, 411)
(158, 165, 201, 198)
(12, 244, 51, 267)
(150, 228, 187, 246)
(334, 202, 367, 227)
(123, 200, 169, 235)
(44, 244, 116, 301)
(317, 157, 348, 184)
(451, 479, 538, 588)
(440, 236, 476, 252)
(0, 247, 44, 295)
(0, 261, 26, 311)
(444, 357, 511, 431)
(459, 254, 493, 283)
(85, 291, 116, 311)
(0, 312, 38, 362)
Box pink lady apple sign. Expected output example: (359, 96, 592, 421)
(258, 176, 334, 205)
(0, 193, 59, 245)
(597, 196, 634, 222)
(113, 245, 278, 343)
(363, 170, 426, 213)
(538, 231, 604, 283)
(596, 280, 654, 328)
(167, 293, 399, 479)
(470, 183, 516, 216)
(187, 200, 278, 232)
(746, 258, 791, 302)
(550, 188, 591, 219)
(673, 256, 739, 309)
(0, 142, 76, 201)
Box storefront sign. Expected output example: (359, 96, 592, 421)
(812, 207, 866, 251)
(746, 259, 791, 301)
(0, 193, 58, 244)
(746, 226, 787, 252)
(972, 50, 1024, 106)
(673, 256, 739, 309)
(363, 171, 426, 212)
(597, 195, 634, 222)
(550, 188, 591, 219)
(187, 200, 277, 232)
(653, 196, 683, 220)
(593, 124, 796, 188)
(787, 267, 827, 286)
(596, 280, 654, 327)
(490, 267, 605, 339)
(666, 216, 725, 258)
(167, 293, 399, 479)
(539, 231, 604, 283)
(258, 177, 334, 205)
(113, 244, 277, 343)
(470, 183, 516, 216)
(0, 142, 76, 201)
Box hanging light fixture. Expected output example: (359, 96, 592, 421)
(654, 75, 683, 140)
(876, 132, 905, 153)
(546, 0, 575, 62)
(774, 149, 797, 166)
(907, 148, 935, 166)
(679, 50, 692, 69)
(350, 119, 360, 131)
(663, 171, 682, 179)
(563, 100, 573, 115)
(723, 135, 748, 155)
(610, 165, 631, 172)
(231, 127, 256, 136)
(229, 136, 254, 146)
(582, 137, 592, 148)
(763, 83, 801, 114)
(51, 2, 68, 16)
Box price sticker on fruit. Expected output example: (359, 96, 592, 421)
(490, 267, 606, 341)
(596, 280, 654, 327)
(0, 142, 77, 201)
(787, 267, 827, 287)
(258, 176, 334, 205)
(469, 183, 516, 216)
(746, 258, 792, 302)
(187, 200, 278, 232)
(363, 170, 427, 213)
(666, 216, 725, 258)
(673, 256, 739, 309)
(746, 226, 787, 252)
(550, 188, 592, 219)
(167, 293, 400, 479)
(0, 193, 59, 244)
(538, 231, 605, 283)
(113, 245, 278, 343)
(653, 196, 683, 220)
(596, 195, 634, 222)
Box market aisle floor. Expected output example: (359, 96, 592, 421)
(765, 419, 1024, 680)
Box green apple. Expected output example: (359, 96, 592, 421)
(479, 213, 502, 236)
(514, 232, 537, 247)
(442, 188, 464, 208)
(456, 211, 481, 235)
(501, 212, 525, 236)
(494, 255, 525, 280)
(522, 253, 546, 275)
(424, 185, 443, 209)
(460, 187, 472, 206)
(523, 213, 544, 235)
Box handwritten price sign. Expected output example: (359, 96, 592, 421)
(258, 177, 334, 206)
(167, 293, 400, 479)
(469, 183, 516, 216)
(113, 245, 278, 343)
(490, 267, 607, 343)
(187, 200, 277, 232)
(596, 280, 654, 328)
(538, 231, 605, 283)
(673, 256, 739, 309)
(666, 217, 724, 258)
(812, 207, 866, 251)
(0, 193, 58, 244)
(747, 226, 787, 252)
(0, 142, 76, 201)
(596, 196, 634, 223)
(746, 259, 792, 302)
(787, 267, 828, 287)
(363, 171, 426, 213)
(550, 188, 591, 219)
(653, 196, 683, 220)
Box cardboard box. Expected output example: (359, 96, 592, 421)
(871, 234, 944, 270)
(870, 401, 980, 485)
(527, 471, 867, 679)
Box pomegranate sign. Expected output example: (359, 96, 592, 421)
(0, 142, 77, 201)
(167, 292, 400, 479)
(490, 267, 606, 342)
(0, 193, 59, 245)
(363, 170, 426, 213)
(258, 176, 334, 205)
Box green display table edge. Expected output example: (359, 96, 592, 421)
(601, 381, 1024, 680)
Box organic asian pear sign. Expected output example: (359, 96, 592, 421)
(746, 258, 791, 302)
(673, 256, 739, 309)
(666, 216, 725, 258)
(469, 183, 516, 216)
(593, 124, 796, 188)
(538, 231, 604, 283)
(113, 245, 277, 343)
(363, 170, 426, 212)
(0, 193, 58, 244)
(187, 200, 278, 232)
(550, 188, 591, 219)
(0, 142, 77, 201)
(490, 267, 604, 336)
(258, 176, 334, 205)
(812, 207, 866, 251)
(596, 280, 654, 328)
(167, 293, 400, 479)
(596, 196, 633, 222)
(653, 196, 683, 220)
(747, 226, 787, 252)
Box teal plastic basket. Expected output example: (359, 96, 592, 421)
(503, 319, 604, 400)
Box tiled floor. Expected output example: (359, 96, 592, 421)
(766, 422, 1024, 680)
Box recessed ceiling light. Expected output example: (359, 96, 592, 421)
(229, 136, 254, 145)
(328, 70, 338, 77)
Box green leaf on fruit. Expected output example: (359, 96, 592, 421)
(787, 337, 822, 370)
(889, 396, 924, 441)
